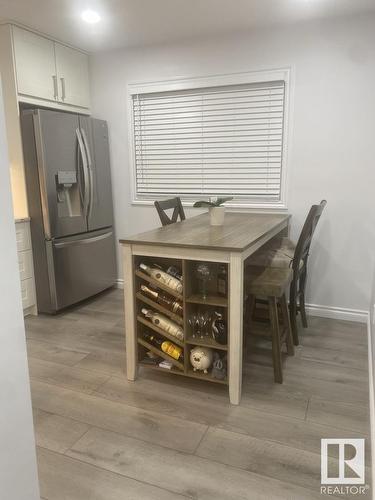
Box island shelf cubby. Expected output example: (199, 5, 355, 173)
(136, 292, 183, 326)
(134, 255, 229, 385)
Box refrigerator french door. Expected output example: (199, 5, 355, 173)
(79, 116, 114, 232)
(21, 108, 116, 313)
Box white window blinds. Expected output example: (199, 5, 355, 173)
(132, 80, 285, 202)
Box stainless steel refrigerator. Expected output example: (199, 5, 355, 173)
(21, 108, 117, 313)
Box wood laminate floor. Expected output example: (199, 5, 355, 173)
(25, 288, 371, 500)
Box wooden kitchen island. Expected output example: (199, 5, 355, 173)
(120, 212, 290, 405)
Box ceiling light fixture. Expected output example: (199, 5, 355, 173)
(81, 9, 101, 24)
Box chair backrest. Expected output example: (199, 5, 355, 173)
(154, 197, 186, 226)
(293, 200, 327, 273)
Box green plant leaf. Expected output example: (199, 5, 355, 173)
(215, 197, 233, 206)
(193, 201, 215, 208)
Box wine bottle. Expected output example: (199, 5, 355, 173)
(217, 264, 227, 297)
(139, 263, 183, 294)
(141, 308, 184, 341)
(166, 265, 182, 281)
(140, 285, 183, 316)
(212, 311, 227, 345)
(143, 331, 183, 361)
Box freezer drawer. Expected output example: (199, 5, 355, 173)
(49, 229, 117, 311)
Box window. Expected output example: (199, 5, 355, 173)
(129, 70, 289, 208)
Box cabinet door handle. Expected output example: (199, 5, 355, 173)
(60, 77, 66, 101)
(52, 75, 58, 99)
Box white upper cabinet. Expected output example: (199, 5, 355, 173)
(12, 26, 57, 101)
(12, 26, 90, 110)
(55, 43, 90, 108)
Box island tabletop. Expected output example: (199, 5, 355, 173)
(120, 212, 290, 253)
(120, 212, 290, 405)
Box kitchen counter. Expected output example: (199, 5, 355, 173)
(15, 217, 30, 223)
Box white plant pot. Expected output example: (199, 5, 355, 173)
(209, 206, 225, 226)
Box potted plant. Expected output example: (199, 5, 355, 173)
(193, 197, 233, 226)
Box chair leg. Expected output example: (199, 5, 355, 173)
(280, 294, 294, 356)
(244, 294, 255, 356)
(299, 268, 308, 328)
(245, 294, 256, 326)
(289, 280, 299, 346)
(300, 291, 308, 328)
(268, 296, 283, 383)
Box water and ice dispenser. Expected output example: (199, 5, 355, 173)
(56, 170, 81, 218)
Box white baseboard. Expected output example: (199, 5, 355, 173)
(116, 279, 124, 289)
(367, 316, 375, 486)
(306, 303, 368, 323)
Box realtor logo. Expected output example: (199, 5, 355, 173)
(321, 439, 365, 485)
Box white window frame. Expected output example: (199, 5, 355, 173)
(127, 67, 291, 210)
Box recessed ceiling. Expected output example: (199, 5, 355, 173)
(0, 0, 374, 52)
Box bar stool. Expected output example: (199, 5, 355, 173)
(245, 266, 294, 383)
(246, 200, 327, 345)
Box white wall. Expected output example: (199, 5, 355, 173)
(0, 78, 40, 500)
(90, 13, 375, 317)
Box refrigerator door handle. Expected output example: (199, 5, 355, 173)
(76, 128, 90, 217)
(81, 127, 94, 219)
(54, 231, 113, 248)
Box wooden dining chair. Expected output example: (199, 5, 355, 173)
(289, 200, 327, 344)
(154, 197, 186, 226)
(247, 200, 327, 345)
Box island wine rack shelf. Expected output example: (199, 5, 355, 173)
(134, 255, 229, 385)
